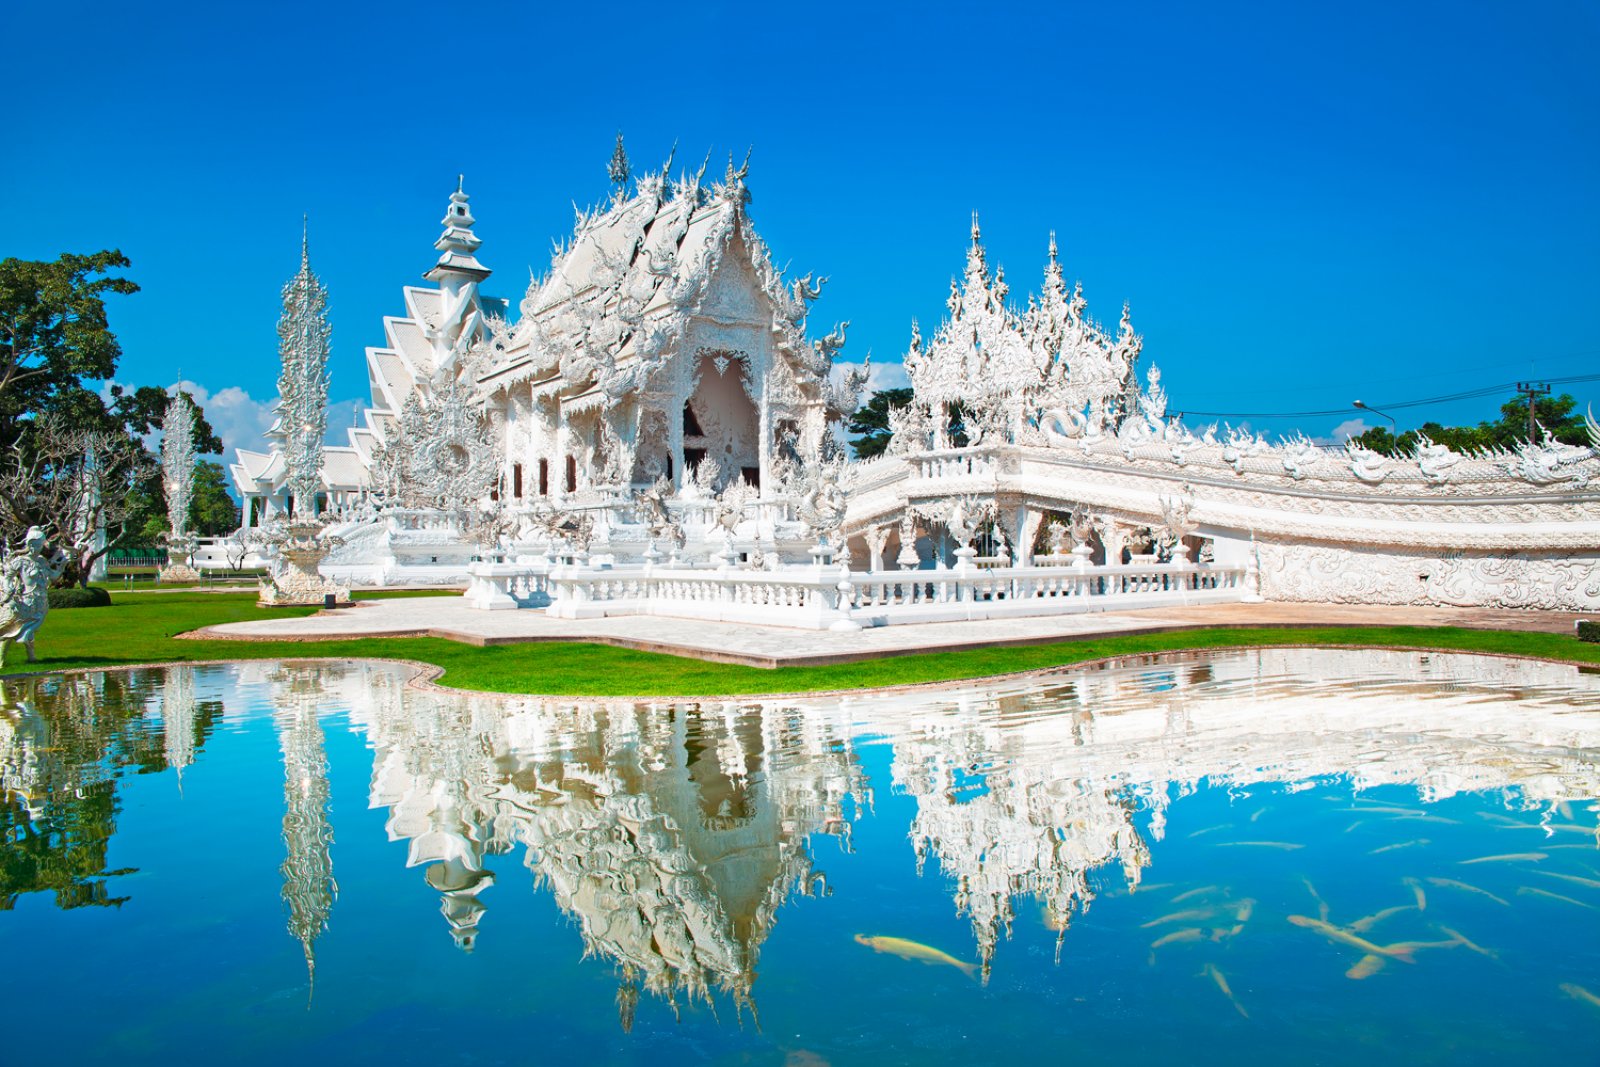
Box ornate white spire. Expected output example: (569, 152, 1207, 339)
(278, 686, 337, 995)
(424, 178, 490, 286)
(608, 132, 631, 198)
(160, 388, 196, 540)
(965, 212, 989, 286)
(161, 665, 198, 785)
(276, 225, 331, 517)
(423, 178, 489, 373)
(1043, 231, 1065, 297)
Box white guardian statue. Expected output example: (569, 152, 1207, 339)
(0, 527, 69, 663)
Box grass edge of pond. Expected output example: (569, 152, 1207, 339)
(3, 591, 1596, 698)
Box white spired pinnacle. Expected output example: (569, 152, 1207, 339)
(160, 387, 197, 539)
(422, 177, 490, 373)
(276, 220, 332, 518)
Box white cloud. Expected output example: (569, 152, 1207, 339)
(1310, 417, 1370, 447)
(830, 356, 910, 395)
(194, 383, 278, 457)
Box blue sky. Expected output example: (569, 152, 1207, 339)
(6, 0, 1597, 459)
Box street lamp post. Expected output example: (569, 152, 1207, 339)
(1352, 400, 1397, 445)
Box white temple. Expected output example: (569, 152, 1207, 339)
(232, 141, 1600, 615)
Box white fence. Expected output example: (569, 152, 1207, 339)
(468, 556, 1250, 629)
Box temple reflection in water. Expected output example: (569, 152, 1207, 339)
(3, 649, 1599, 1021)
(0, 668, 217, 910)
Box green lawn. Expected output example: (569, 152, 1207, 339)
(3, 588, 1596, 697)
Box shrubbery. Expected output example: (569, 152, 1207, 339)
(47, 586, 112, 609)
(1579, 621, 1600, 643)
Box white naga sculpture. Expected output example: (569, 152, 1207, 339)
(158, 389, 201, 582)
(0, 527, 69, 663)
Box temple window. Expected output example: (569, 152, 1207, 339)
(538, 459, 549, 496)
(513, 463, 524, 498)
(565, 455, 577, 493)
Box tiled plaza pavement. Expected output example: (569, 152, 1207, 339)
(188, 596, 1589, 669)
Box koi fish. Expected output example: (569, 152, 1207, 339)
(1434, 925, 1496, 960)
(1202, 963, 1249, 1019)
(1218, 841, 1304, 851)
(853, 935, 978, 977)
(1370, 839, 1428, 855)
(1423, 877, 1509, 907)
(1171, 885, 1221, 904)
(1286, 915, 1417, 962)
(1302, 878, 1332, 923)
(1459, 852, 1547, 865)
(1403, 877, 1427, 911)
(1383, 937, 1464, 955)
(1188, 824, 1233, 839)
(1232, 899, 1256, 923)
(1538, 871, 1600, 890)
(1148, 927, 1206, 965)
(1476, 811, 1527, 826)
(1349, 905, 1417, 933)
(1562, 983, 1600, 1010)
(1517, 887, 1594, 909)
(1141, 908, 1217, 928)
(1149, 928, 1206, 951)
(1345, 953, 1387, 980)
(1210, 923, 1246, 943)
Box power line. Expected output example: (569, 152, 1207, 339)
(1179, 374, 1600, 420)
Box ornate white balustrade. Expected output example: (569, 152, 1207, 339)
(495, 557, 1246, 629)
(387, 508, 469, 534)
(908, 447, 1002, 482)
(464, 561, 552, 610)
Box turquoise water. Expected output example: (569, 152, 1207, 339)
(2, 649, 1598, 1065)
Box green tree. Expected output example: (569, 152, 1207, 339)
(190, 461, 240, 535)
(848, 388, 914, 458)
(0, 251, 138, 442)
(1353, 392, 1592, 456)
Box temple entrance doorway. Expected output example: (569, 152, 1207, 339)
(683, 352, 759, 492)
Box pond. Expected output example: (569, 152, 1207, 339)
(2, 649, 1598, 1065)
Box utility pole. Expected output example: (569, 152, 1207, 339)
(1515, 381, 1551, 444)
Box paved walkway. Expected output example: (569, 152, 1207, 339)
(187, 596, 1587, 669)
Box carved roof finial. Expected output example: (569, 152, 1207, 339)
(1048, 231, 1058, 263)
(608, 132, 631, 192)
(300, 214, 309, 269)
(425, 175, 490, 285)
(964, 214, 988, 284)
